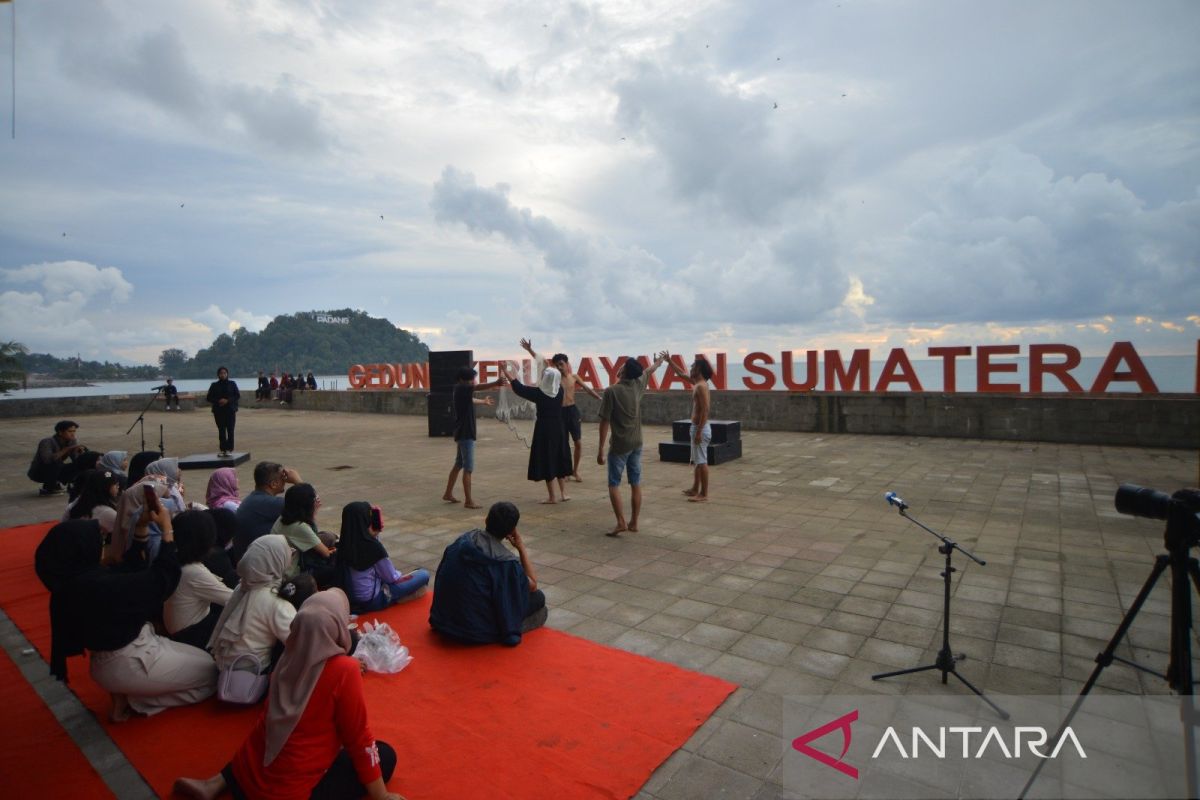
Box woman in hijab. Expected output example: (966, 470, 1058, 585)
(65, 451, 102, 501)
(127, 450, 161, 485)
(207, 535, 297, 673)
(206, 366, 241, 458)
(98, 450, 129, 488)
(35, 511, 217, 722)
(206, 467, 242, 512)
(500, 344, 573, 504)
(337, 502, 429, 613)
(66, 469, 122, 536)
(174, 589, 401, 800)
(145, 457, 188, 512)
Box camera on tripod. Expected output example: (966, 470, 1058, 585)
(1115, 484, 1200, 546)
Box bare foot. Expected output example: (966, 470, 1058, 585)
(627, 524, 639, 532)
(682, 488, 698, 497)
(688, 495, 709, 503)
(561, 494, 571, 501)
(606, 525, 627, 537)
(173, 775, 226, 800)
(442, 495, 460, 503)
(464, 502, 482, 509)
(109, 693, 132, 723)
(571, 474, 583, 482)
(540, 498, 558, 505)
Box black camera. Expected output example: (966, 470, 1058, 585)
(1116, 484, 1200, 550)
(1116, 484, 1200, 520)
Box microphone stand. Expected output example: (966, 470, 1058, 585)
(872, 497, 1009, 720)
(125, 387, 163, 453)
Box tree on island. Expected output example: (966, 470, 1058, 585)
(0, 340, 29, 394)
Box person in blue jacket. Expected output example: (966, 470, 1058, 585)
(429, 501, 547, 646)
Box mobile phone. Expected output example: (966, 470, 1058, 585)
(370, 505, 384, 531)
(143, 483, 161, 514)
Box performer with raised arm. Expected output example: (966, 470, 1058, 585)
(500, 346, 573, 504)
(662, 352, 714, 502)
(518, 339, 602, 482)
(597, 352, 668, 535)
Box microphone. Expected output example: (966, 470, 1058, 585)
(884, 491, 908, 511)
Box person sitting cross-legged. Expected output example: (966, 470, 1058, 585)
(174, 589, 403, 800)
(336, 502, 429, 613)
(428, 501, 547, 646)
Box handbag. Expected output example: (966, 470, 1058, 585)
(217, 652, 270, 704)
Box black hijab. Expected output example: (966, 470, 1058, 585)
(337, 501, 388, 571)
(34, 520, 104, 682)
(127, 450, 161, 484)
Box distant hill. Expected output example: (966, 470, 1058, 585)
(11, 310, 429, 382)
(177, 309, 429, 378)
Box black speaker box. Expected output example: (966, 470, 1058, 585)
(671, 419, 742, 444)
(429, 350, 473, 392)
(427, 391, 456, 437)
(657, 439, 743, 465)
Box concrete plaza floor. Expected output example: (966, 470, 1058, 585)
(1, 405, 1196, 798)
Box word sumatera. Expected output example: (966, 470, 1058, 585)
(348, 341, 1193, 395)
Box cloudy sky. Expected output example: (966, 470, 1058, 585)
(0, 0, 1197, 366)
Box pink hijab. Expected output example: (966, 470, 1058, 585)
(205, 467, 240, 510)
(264, 588, 353, 766)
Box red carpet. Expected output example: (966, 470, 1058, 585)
(0, 522, 735, 799)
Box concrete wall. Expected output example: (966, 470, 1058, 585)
(3, 389, 1195, 448)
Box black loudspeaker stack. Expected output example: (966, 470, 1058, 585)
(427, 350, 473, 437)
(658, 420, 743, 465)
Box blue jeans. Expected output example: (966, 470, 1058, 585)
(453, 439, 475, 473)
(358, 569, 431, 611)
(607, 447, 643, 487)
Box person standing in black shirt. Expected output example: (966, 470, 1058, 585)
(441, 367, 503, 509)
(206, 366, 241, 457)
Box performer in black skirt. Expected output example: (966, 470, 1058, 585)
(500, 358, 572, 503)
(205, 366, 240, 458)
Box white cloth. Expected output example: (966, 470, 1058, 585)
(89, 623, 217, 715)
(164, 563, 234, 634)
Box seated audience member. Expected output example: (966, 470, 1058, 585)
(174, 589, 401, 800)
(127, 450, 161, 485)
(28, 419, 87, 496)
(233, 462, 302, 564)
(165, 511, 234, 649)
(206, 467, 242, 512)
(270, 483, 335, 580)
(337, 502, 429, 613)
(306, 371, 317, 390)
(65, 452, 103, 502)
(109, 478, 177, 566)
(35, 512, 217, 721)
(145, 457, 188, 511)
(256, 370, 270, 402)
(163, 377, 180, 410)
(429, 501, 547, 646)
(278, 573, 318, 611)
(204, 508, 240, 589)
(66, 469, 122, 537)
(98, 450, 129, 488)
(207, 535, 297, 674)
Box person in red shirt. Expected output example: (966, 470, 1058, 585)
(173, 589, 402, 800)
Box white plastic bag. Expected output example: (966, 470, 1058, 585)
(353, 619, 412, 674)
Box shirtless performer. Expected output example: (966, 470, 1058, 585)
(519, 340, 602, 481)
(661, 352, 713, 502)
(552, 353, 601, 481)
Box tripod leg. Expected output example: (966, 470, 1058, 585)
(947, 669, 1009, 720)
(872, 663, 940, 681)
(1019, 554, 1171, 799)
